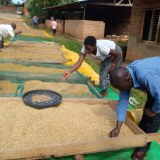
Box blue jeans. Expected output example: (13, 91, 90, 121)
(137, 92, 160, 152)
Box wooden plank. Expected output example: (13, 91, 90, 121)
(87, 80, 102, 98)
(125, 118, 145, 135)
(146, 133, 160, 143)
(108, 100, 117, 110)
(0, 134, 147, 160)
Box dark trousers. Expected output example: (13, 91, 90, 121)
(52, 29, 56, 35)
(33, 22, 38, 28)
(137, 92, 160, 152)
(99, 45, 122, 91)
(0, 37, 4, 49)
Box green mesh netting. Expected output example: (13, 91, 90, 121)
(0, 71, 101, 98)
(14, 35, 51, 42)
(0, 71, 88, 84)
(0, 58, 71, 69)
(94, 86, 119, 100)
(0, 81, 100, 98)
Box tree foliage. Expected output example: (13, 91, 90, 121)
(27, 0, 77, 22)
(0, 0, 12, 5)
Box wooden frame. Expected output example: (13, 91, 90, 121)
(0, 98, 160, 160)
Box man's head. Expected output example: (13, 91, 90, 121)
(84, 36, 97, 54)
(110, 66, 133, 91)
(11, 23, 16, 30)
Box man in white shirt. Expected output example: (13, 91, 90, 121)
(0, 23, 22, 52)
(63, 36, 122, 96)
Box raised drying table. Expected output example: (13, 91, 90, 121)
(0, 98, 159, 160)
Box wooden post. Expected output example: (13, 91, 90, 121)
(83, 4, 86, 20)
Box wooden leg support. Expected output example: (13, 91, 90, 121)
(74, 154, 85, 160)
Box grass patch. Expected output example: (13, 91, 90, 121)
(130, 89, 146, 109)
(22, 15, 33, 28)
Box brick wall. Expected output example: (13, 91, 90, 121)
(46, 20, 105, 40)
(0, 5, 16, 14)
(46, 20, 51, 29)
(57, 20, 65, 34)
(65, 20, 105, 40)
(83, 20, 105, 39)
(64, 20, 84, 40)
(126, 0, 160, 61)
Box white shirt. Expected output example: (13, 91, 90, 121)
(81, 40, 116, 61)
(0, 24, 15, 38)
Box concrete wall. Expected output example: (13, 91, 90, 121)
(126, 0, 160, 61)
(46, 20, 105, 40)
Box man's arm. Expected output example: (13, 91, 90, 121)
(14, 31, 22, 36)
(109, 49, 121, 73)
(110, 90, 130, 137)
(63, 53, 86, 80)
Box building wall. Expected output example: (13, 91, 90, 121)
(46, 20, 51, 29)
(46, 20, 105, 40)
(0, 5, 16, 14)
(65, 20, 85, 40)
(126, 0, 160, 61)
(65, 20, 105, 40)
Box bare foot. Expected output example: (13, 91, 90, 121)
(101, 91, 108, 96)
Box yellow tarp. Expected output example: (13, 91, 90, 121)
(61, 45, 99, 85)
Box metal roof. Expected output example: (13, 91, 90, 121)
(43, 0, 133, 10)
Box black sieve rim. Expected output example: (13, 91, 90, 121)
(22, 89, 62, 109)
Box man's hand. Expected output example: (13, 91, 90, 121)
(144, 108, 156, 117)
(62, 70, 71, 80)
(109, 127, 120, 137)
(15, 31, 22, 36)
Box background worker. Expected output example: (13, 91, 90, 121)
(109, 57, 160, 160)
(0, 23, 22, 52)
(32, 15, 39, 28)
(63, 35, 122, 96)
(51, 17, 57, 36)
